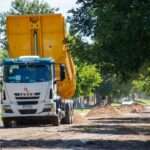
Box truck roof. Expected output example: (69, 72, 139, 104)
(3, 57, 54, 65)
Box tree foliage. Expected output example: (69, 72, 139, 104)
(132, 63, 150, 95)
(0, 49, 8, 60)
(67, 35, 97, 64)
(68, 0, 150, 79)
(10, 0, 57, 15)
(75, 63, 102, 97)
(97, 74, 132, 98)
(0, 0, 56, 49)
(0, 13, 7, 49)
(67, 35, 103, 97)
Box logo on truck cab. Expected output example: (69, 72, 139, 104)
(24, 87, 29, 94)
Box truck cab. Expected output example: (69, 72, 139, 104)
(1, 56, 72, 127)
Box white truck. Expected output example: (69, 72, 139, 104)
(1, 14, 76, 127)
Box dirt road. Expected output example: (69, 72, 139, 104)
(0, 106, 150, 150)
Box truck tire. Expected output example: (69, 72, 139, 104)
(52, 116, 60, 126)
(2, 118, 11, 128)
(62, 103, 73, 124)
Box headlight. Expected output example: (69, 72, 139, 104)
(3, 105, 11, 109)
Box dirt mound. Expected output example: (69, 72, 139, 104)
(118, 103, 144, 113)
(86, 104, 144, 118)
(86, 105, 119, 117)
(73, 112, 88, 124)
(131, 103, 144, 113)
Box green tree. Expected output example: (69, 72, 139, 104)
(0, 49, 8, 60)
(67, 35, 98, 65)
(67, 34, 132, 101)
(132, 63, 150, 95)
(10, 0, 57, 15)
(68, 0, 150, 79)
(75, 63, 103, 97)
(67, 35, 103, 97)
(0, 0, 56, 49)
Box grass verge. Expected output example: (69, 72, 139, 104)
(74, 108, 90, 116)
(135, 99, 150, 105)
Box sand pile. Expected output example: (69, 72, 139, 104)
(86, 105, 119, 117)
(118, 103, 144, 113)
(86, 104, 144, 118)
(73, 112, 88, 124)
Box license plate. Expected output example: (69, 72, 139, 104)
(22, 105, 33, 109)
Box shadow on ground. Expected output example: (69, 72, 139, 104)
(1, 115, 150, 149)
(0, 139, 150, 150)
(70, 117, 150, 135)
(88, 117, 150, 124)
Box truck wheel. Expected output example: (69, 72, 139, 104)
(2, 118, 11, 128)
(62, 103, 73, 124)
(52, 116, 60, 126)
(68, 109, 73, 124)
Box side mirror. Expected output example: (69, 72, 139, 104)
(49, 89, 53, 99)
(53, 80, 57, 84)
(60, 64, 65, 81)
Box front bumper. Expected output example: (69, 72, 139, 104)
(1, 102, 56, 118)
(2, 111, 57, 118)
(2, 115, 58, 125)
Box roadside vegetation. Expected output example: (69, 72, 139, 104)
(135, 99, 150, 106)
(68, 0, 150, 105)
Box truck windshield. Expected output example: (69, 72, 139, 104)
(4, 64, 51, 83)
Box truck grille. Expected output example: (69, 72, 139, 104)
(14, 92, 40, 100)
(17, 101, 38, 105)
(19, 109, 37, 114)
(16, 96, 39, 100)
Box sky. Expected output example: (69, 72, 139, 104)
(0, 0, 77, 17)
